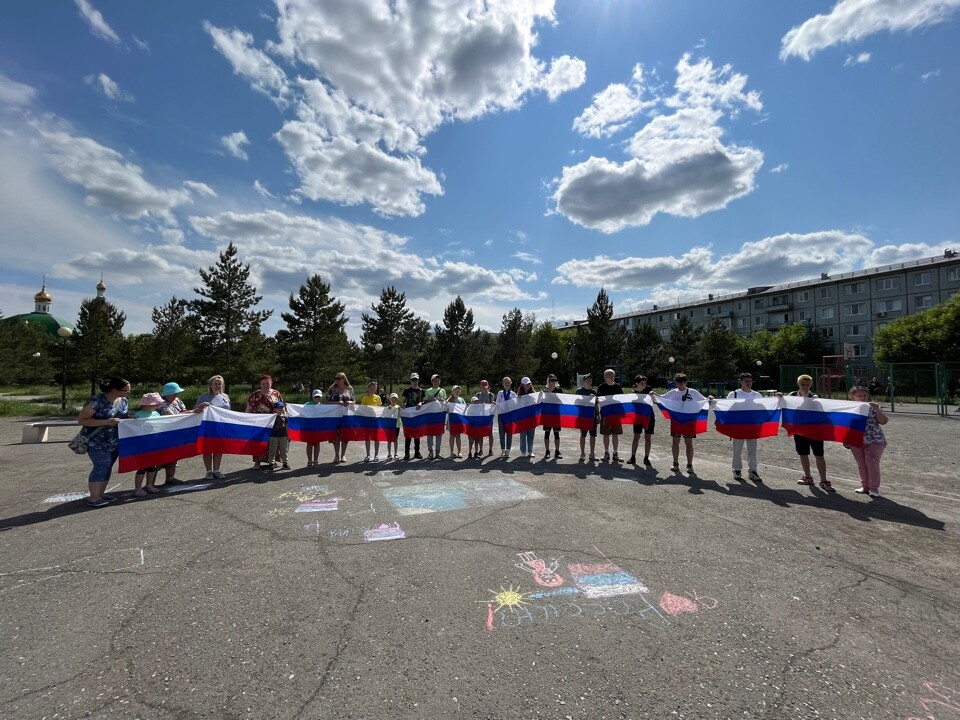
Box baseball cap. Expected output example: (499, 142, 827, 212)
(451, 385, 460, 391)
(520, 376, 531, 385)
(273, 401, 285, 408)
(311, 389, 322, 397)
(431, 373, 441, 380)
(410, 372, 419, 380)
(389, 392, 398, 399)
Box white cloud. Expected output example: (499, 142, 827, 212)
(220, 130, 250, 160)
(554, 54, 763, 233)
(844, 52, 872, 66)
(32, 121, 192, 224)
(183, 180, 217, 198)
(572, 64, 652, 138)
(132, 34, 150, 52)
(0, 72, 38, 107)
(205, 1, 585, 217)
(513, 251, 542, 265)
(770, 163, 789, 173)
(921, 69, 942, 81)
(74, 0, 120, 45)
(253, 179, 277, 198)
(84, 73, 134, 102)
(781, 0, 960, 61)
(540, 55, 587, 101)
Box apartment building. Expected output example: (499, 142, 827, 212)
(560, 251, 960, 362)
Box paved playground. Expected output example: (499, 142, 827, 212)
(1, 411, 958, 719)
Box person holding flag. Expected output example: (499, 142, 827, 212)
(541, 374, 563, 460)
(401, 373, 425, 461)
(424, 373, 447, 460)
(576, 374, 598, 461)
(787, 374, 833, 491)
(726, 373, 764, 483)
(658, 373, 710, 473)
(627, 375, 655, 467)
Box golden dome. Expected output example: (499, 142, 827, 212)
(34, 287, 52, 303)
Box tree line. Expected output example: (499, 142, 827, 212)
(3, 243, 955, 394)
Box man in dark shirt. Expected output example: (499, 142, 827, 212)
(401, 373, 425, 460)
(596, 368, 624, 462)
(576, 374, 598, 461)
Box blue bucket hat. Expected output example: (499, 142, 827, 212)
(161, 382, 184, 396)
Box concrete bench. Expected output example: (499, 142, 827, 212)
(21, 421, 80, 444)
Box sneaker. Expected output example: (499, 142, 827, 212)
(363, 455, 370, 463)
(671, 462, 680, 472)
(373, 456, 380, 463)
(414, 452, 424, 460)
(403, 453, 411, 461)
(554, 450, 562, 459)
(612, 453, 621, 463)
(213, 471, 226, 479)
(797, 476, 814, 485)
(602, 452, 610, 462)
(204, 471, 216, 481)
(579, 452, 586, 461)
(427, 451, 434, 460)
(627, 456, 636, 465)
(643, 456, 651, 467)
(281, 463, 291, 470)
(855, 487, 868, 494)
(819, 479, 836, 493)
(869, 490, 881, 498)
(86, 497, 110, 508)
(589, 454, 597, 461)
(686, 464, 694, 473)
(385, 454, 392, 461)
(748, 471, 763, 483)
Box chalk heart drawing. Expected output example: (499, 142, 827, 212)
(908, 680, 960, 718)
(659, 592, 698, 616)
(363, 523, 406, 542)
(516, 551, 564, 588)
(382, 477, 542, 515)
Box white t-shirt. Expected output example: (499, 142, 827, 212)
(662, 387, 706, 402)
(726, 388, 762, 400)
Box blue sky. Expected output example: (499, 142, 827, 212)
(1, 0, 958, 337)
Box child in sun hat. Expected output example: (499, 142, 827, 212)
(303, 389, 324, 467)
(133, 392, 164, 497)
(157, 381, 188, 484)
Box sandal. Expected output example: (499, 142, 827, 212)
(797, 476, 814, 485)
(819, 480, 837, 493)
(134, 489, 147, 497)
(145, 486, 161, 494)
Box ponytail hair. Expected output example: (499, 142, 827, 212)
(99, 376, 130, 393)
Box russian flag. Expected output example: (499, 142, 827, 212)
(287, 404, 343, 443)
(539, 392, 597, 430)
(118, 412, 203, 473)
(598, 394, 654, 428)
(448, 403, 495, 438)
(497, 394, 541, 434)
(198, 405, 275, 455)
(401, 401, 446, 438)
(781, 396, 869, 447)
(341, 405, 397, 442)
(655, 395, 709, 436)
(712, 397, 782, 440)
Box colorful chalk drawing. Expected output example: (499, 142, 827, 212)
(907, 681, 960, 719)
(516, 551, 564, 587)
(42, 491, 90, 504)
(266, 508, 290, 518)
(382, 477, 542, 515)
(295, 497, 341, 512)
(494, 595, 671, 631)
(363, 523, 406, 542)
(567, 561, 649, 598)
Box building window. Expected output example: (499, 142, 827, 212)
(799, 310, 811, 321)
(876, 322, 888, 330)
(948, 268, 960, 282)
(845, 303, 865, 316)
(915, 295, 932, 309)
(737, 318, 747, 328)
(672, 312, 680, 320)
(876, 299, 902, 313)
(737, 301, 745, 311)
(843, 282, 865, 296)
(847, 324, 866, 336)
(915, 271, 931, 286)
(820, 307, 834, 320)
(821, 327, 834, 338)
(689, 310, 694, 317)
(754, 316, 763, 326)
(797, 290, 810, 303)
(754, 299, 764, 310)
(658, 315, 663, 323)
(704, 307, 711, 316)
(877, 277, 900, 291)
(854, 344, 868, 357)
(819, 288, 832, 300)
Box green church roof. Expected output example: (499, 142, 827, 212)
(1, 312, 78, 339)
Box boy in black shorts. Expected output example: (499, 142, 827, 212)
(628, 375, 655, 466)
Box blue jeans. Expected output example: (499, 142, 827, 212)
(88, 447, 118, 483)
(427, 433, 444, 454)
(519, 428, 536, 455)
(498, 421, 513, 451)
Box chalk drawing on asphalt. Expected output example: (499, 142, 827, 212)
(491, 594, 671, 632)
(567, 562, 649, 598)
(907, 680, 960, 718)
(266, 508, 290, 518)
(295, 498, 340, 513)
(516, 551, 564, 587)
(382, 477, 542, 515)
(164, 482, 215, 494)
(363, 523, 406, 542)
(42, 491, 90, 504)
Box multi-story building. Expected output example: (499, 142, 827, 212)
(559, 251, 960, 363)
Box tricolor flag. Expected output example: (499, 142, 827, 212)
(341, 405, 398, 442)
(598, 393, 654, 428)
(655, 395, 709, 436)
(286, 404, 343, 443)
(400, 400, 446, 438)
(118, 412, 203, 473)
(448, 403, 495, 438)
(539, 392, 597, 430)
(712, 397, 782, 440)
(781, 396, 869, 447)
(497, 394, 541, 435)
(198, 405, 275, 455)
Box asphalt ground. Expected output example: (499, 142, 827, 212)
(1, 410, 958, 720)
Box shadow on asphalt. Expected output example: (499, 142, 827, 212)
(2, 458, 945, 533)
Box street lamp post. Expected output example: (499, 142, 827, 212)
(57, 327, 73, 412)
(374, 343, 383, 397)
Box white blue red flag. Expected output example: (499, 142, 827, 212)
(448, 403, 495, 438)
(197, 405, 275, 455)
(781, 396, 869, 447)
(497, 394, 541, 434)
(655, 395, 709, 435)
(341, 405, 398, 442)
(286, 403, 342, 443)
(598, 393, 654, 428)
(539, 392, 597, 430)
(712, 397, 782, 439)
(400, 400, 446, 438)
(118, 412, 203, 473)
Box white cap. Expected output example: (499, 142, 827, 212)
(520, 376, 531, 385)
(389, 392, 398, 399)
(311, 389, 322, 397)
(410, 372, 419, 380)
(431, 373, 441, 380)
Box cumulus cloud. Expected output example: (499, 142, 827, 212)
(0, 72, 37, 107)
(204, 1, 585, 217)
(84, 73, 134, 102)
(844, 52, 872, 66)
(220, 130, 250, 160)
(554, 54, 763, 233)
(74, 0, 120, 44)
(32, 122, 192, 224)
(781, 0, 960, 61)
(549, 231, 921, 296)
